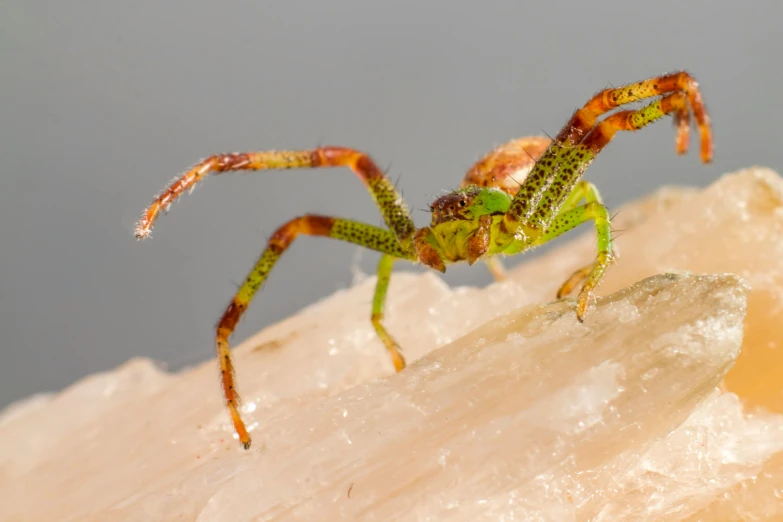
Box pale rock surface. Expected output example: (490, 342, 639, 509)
(1, 167, 782, 521)
(509, 166, 783, 413)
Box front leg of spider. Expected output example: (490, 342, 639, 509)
(499, 70, 712, 321)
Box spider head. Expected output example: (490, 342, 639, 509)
(429, 185, 511, 226)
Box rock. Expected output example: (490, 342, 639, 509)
(1, 167, 782, 521)
(510, 167, 783, 413)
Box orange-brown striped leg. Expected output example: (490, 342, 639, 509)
(554, 70, 712, 162)
(580, 92, 694, 156)
(215, 215, 415, 449)
(135, 147, 416, 247)
(522, 92, 707, 229)
(504, 73, 713, 228)
(556, 262, 596, 299)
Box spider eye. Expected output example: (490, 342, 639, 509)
(458, 200, 466, 207)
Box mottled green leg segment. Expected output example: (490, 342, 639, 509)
(215, 215, 414, 449)
(553, 181, 612, 299)
(503, 144, 569, 223)
(559, 179, 601, 212)
(371, 254, 406, 371)
(506, 91, 697, 233)
(530, 182, 614, 321)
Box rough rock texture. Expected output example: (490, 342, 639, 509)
(509, 166, 783, 415)
(1, 167, 782, 521)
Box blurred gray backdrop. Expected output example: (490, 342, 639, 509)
(1, 1, 781, 408)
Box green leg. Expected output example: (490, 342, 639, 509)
(505, 91, 697, 232)
(371, 254, 406, 371)
(559, 179, 600, 213)
(214, 215, 414, 450)
(530, 184, 614, 321)
(551, 181, 613, 300)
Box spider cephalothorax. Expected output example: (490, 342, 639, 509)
(136, 71, 713, 449)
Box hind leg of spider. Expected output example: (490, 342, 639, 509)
(530, 199, 614, 321)
(215, 215, 414, 449)
(371, 254, 406, 371)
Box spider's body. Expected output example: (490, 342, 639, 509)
(136, 71, 714, 449)
(425, 186, 512, 260)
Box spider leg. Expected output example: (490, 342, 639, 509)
(135, 147, 416, 247)
(528, 197, 613, 322)
(526, 95, 693, 317)
(503, 89, 709, 320)
(504, 71, 712, 227)
(215, 215, 414, 449)
(549, 181, 611, 299)
(556, 70, 712, 161)
(557, 262, 596, 299)
(371, 254, 405, 372)
(510, 90, 708, 234)
(483, 257, 508, 281)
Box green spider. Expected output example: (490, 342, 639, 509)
(136, 71, 713, 449)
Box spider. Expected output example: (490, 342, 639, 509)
(135, 71, 713, 449)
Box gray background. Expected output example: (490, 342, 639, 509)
(1, 1, 781, 409)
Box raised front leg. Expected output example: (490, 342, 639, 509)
(134, 146, 417, 247)
(555, 70, 712, 161)
(504, 71, 713, 228)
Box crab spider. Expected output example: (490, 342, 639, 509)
(136, 70, 713, 449)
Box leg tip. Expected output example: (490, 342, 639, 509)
(392, 351, 407, 372)
(576, 292, 592, 322)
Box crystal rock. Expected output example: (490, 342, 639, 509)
(1, 167, 782, 521)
